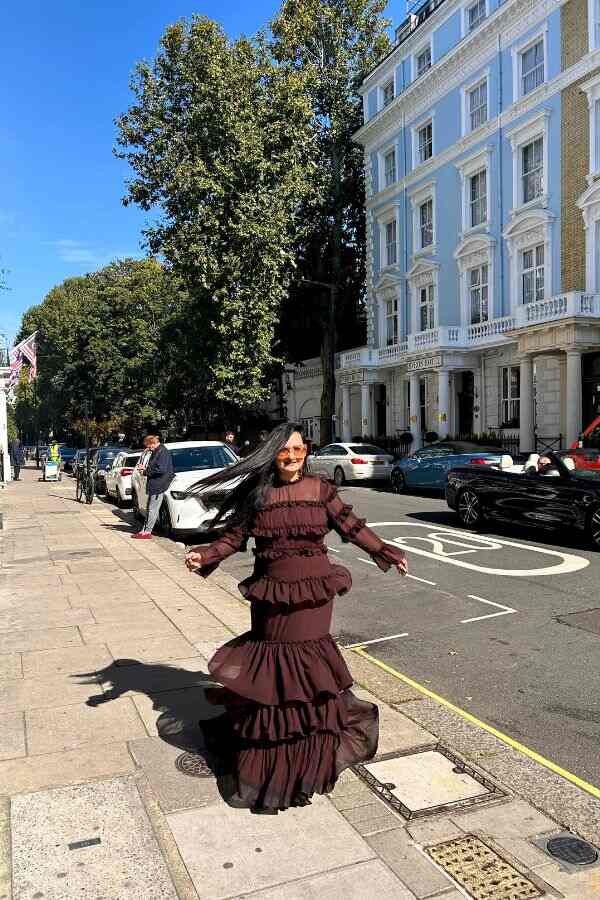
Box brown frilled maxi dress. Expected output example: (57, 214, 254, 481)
(197, 473, 406, 810)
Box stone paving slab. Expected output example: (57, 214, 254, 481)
(79, 616, 180, 644)
(167, 795, 376, 900)
(0, 626, 82, 655)
(0, 742, 136, 795)
(0, 653, 22, 679)
(129, 737, 221, 813)
(365, 827, 457, 899)
(11, 776, 178, 899)
(0, 672, 100, 711)
(0, 711, 26, 760)
(449, 798, 558, 839)
(0, 608, 94, 632)
(242, 858, 416, 899)
(21, 643, 112, 678)
(26, 698, 147, 754)
(131, 686, 224, 738)
(106, 633, 197, 664)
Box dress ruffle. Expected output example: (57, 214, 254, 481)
(231, 691, 379, 810)
(238, 564, 352, 608)
(208, 632, 352, 706)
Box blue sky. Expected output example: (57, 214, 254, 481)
(2, 0, 405, 342)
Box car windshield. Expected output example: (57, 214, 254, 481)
(170, 446, 236, 472)
(348, 445, 387, 455)
(96, 450, 120, 465)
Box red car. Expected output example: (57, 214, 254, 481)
(561, 418, 600, 469)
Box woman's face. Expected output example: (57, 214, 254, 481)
(275, 431, 307, 481)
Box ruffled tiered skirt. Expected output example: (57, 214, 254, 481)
(207, 597, 379, 810)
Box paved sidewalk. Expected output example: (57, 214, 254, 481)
(1, 467, 600, 899)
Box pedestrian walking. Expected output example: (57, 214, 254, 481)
(185, 423, 407, 813)
(132, 434, 174, 540)
(224, 430, 240, 457)
(9, 439, 25, 482)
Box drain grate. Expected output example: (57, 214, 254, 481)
(175, 751, 213, 779)
(427, 835, 542, 900)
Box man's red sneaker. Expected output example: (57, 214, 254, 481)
(131, 532, 152, 540)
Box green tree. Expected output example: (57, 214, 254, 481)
(271, 0, 390, 441)
(17, 258, 185, 440)
(116, 17, 315, 409)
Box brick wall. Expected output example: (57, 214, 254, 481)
(561, 0, 596, 292)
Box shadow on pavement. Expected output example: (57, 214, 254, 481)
(74, 659, 244, 806)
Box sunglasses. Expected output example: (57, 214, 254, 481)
(276, 445, 307, 461)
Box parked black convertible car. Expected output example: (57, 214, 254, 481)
(446, 452, 600, 548)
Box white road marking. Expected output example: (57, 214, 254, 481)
(461, 594, 517, 623)
(366, 522, 589, 576)
(327, 546, 341, 553)
(406, 573, 437, 586)
(357, 557, 377, 567)
(343, 632, 409, 649)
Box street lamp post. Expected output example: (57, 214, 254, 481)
(298, 278, 337, 445)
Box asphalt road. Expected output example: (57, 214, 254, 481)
(213, 481, 600, 789)
(106, 476, 600, 789)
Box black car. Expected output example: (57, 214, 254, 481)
(92, 446, 130, 495)
(446, 452, 600, 548)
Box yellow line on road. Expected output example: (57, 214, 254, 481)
(353, 646, 600, 801)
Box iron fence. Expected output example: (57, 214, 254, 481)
(535, 434, 564, 454)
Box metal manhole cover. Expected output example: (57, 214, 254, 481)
(175, 751, 213, 779)
(353, 744, 504, 819)
(427, 835, 542, 899)
(547, 835, 598, 866)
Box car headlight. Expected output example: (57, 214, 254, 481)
(170, 490, 188, 500)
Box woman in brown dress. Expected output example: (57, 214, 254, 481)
(185, 423, 407, 813)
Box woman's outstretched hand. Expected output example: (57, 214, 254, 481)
(397, 555, 408, 576)
(185, 547, 204, 572)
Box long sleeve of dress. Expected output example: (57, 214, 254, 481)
(197, 524, 248, 578)
(323, 481, 406, 573)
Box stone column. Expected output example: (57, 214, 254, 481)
(342, 384, 352, 442)
(565, 349, 583, 447)
(360, 383, 372, 438)
(409, 372, 422, 450)
(519, 355, 535, 454)
(437, 368, 450, 440)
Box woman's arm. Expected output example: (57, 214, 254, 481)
(323, 482, 407, 574)
(185, 524, 248, 577)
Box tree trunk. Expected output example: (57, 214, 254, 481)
(319, 141, 343, 446)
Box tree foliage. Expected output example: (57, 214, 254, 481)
(271, 0, 390, 442)
(15, 258, 186, 440)
(116, 17, 316, 407)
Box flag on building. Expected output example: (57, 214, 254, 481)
(8, 332, 37, 389)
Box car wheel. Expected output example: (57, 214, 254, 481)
(132, 490, 143, 521)
(333, 467, 345, 487)
(457, 489, 482, 527)
(391, 470, 406, 494)
(159, 501, 172, 536)
(588, 507, 600, 549)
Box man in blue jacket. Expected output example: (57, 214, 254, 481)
(132, 434, 174, 540)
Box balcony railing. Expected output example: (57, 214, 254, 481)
(515, 291, 600, 327)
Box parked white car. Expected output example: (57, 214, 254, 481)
(131, 441, 239, 536)
(105, 450, 143, 507)
(307, 442, 394, 486)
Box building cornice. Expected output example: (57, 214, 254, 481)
(367, 47, 600, 212)
(355, 0, 567, 148)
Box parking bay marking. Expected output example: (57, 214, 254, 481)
(461, 594, 516, 623)
(367, 522, 589, 577)
(343, 632, 409, 650)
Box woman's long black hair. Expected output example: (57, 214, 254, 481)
(185, 422, 306, 528)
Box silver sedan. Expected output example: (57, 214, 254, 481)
(307, 443, 394, 486)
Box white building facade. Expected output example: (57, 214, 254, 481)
(288, 0, 600, 452)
